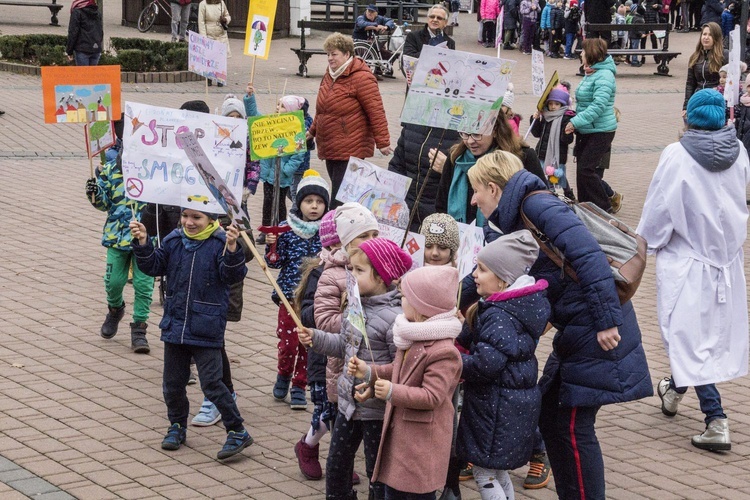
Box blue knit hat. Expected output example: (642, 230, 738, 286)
(687, 89, 726, 130)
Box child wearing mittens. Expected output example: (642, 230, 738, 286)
(348, 265, 463, 499)
(458, 230, 550, 500)
(298, 237, 411, 500)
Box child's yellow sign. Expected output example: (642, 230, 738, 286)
(248, 111, 307, 160)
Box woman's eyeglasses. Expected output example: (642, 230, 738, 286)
(428, 15, 446, 20)
(459, 132, 484, 141)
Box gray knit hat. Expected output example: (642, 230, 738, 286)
(420, 213, 460, 255)
(477, 230, 539, 285)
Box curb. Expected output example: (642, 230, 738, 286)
(0, 61, 204, 83)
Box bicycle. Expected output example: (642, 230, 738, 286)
(353, 23, 410, 78)
(137, 0, 198, 34)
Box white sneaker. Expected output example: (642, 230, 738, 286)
(191, 393, 236, 427)
(657, 377, 683, 417)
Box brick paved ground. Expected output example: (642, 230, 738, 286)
(2, 3, 750, 499)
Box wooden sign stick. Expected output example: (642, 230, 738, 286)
(250, 55, 257, 84)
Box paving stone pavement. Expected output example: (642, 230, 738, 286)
(2, 3, 750, 500)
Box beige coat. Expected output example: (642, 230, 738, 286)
(198, 1, 231, 56)
(372, 338, 462, 494)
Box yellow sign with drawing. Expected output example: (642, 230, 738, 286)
(248, 111, 307, 160)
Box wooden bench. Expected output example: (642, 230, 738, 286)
(0, 0, 64, 26)
(291, 19, 357, 77)
(581, 23, 681, 76)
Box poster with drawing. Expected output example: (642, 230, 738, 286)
(42, 65, 121, 124)
(248, 111, 306, 160)
(336, 158, 412, 229)
(244, 0, 277, 59)
(188, 31, 228, 84)
(121, 101, 247, 214)
(531, 49, 545, 97)
(377, 224, 425, 269)
(400, 45, 515, 134)
(456, 221, 486, 279)
(84, 121, 116, 158)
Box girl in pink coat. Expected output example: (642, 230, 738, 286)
(349, 265, 463, 498)
(480, 0, 501, 47)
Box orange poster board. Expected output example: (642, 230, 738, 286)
(41, 65, 121, 124)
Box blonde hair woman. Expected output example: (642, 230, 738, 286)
(460, 150, 652, 500)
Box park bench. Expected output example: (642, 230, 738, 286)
(580, 23, 681, 76)
(291, 19, 354, 77)
(0, 0, 64, 26)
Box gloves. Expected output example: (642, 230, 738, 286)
(85, 178, 98, 197)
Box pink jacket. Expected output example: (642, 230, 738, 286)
(314, 247, 348, 402)
(371, 338, 462, 493)
(480, 0, 500, 20)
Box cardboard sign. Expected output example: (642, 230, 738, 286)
(188, 31, 228, 84)
(178, 131, 252, 230)
(244, 0, 277, 59)
(531, 49, 545, 97)
(456, 221, 485, 279)
(336, 158, 412, 228)
(84, 121, 116, 158)
(536, 71, 560, 112)
(401, 45, 515, 134)
(378, 223, 425, 269)
(346, 269, 369, 348)
(42, 66, 121, 124)
(248, 111, 307, 160)
(121, 102, 246, 214)
(724, 26, 741, 107)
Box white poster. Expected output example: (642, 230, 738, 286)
(531, 49, 545, 97)
(724, 26, 741, 107)
(377, 223, 425, 269)
(401, 45, 516, 135)
(188, 31, 228, 84)
(121, 101, 247, 214)
(456, 221, 486, 279)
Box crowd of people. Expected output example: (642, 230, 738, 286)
(70, 1, 750, 499)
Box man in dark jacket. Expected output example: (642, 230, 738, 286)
(66, 0, 103, 66)
(643, 0, 663, 59)
(700, 0, 723, 25)
(584, 0, 616, 44)
(353, 4, 396, 40)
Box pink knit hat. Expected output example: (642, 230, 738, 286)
(319, 211, 340, 248)
(359, 238, 412, 286)
(401, 266, 459, 318)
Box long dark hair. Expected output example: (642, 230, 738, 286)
(688, 22, 724, 74)
(449, 115, 528, 164)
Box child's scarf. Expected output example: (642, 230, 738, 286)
(288, 210, 321, 239)
(541, 106, 568, 169)
(448, 150, 486, 227)
(180, 220, 220, 251)
(392, 310, 462, 350)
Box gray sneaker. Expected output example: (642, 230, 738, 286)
(692, 418, 731, 451)
(657, 377, 684, 417)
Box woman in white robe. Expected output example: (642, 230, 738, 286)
(637, 88, 750, 452)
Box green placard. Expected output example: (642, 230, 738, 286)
(248, 111, 306, 160)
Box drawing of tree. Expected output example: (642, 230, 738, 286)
(89, 121, 110, 153)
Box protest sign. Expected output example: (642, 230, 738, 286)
(456, 221, 485, 279)
(42, 66, 121, 124)
(188, 31, 228, 84)
(724, 26, 741, 107)
(536, 71, 560, 112)
(336, 158, 412, 228)
(244, 0, 277, 59)
(377, 224, 425, 268)
(121, 102, 246, 214)
(401, 45, 515, 134)
(531, 49, 545, 96)
(84, 121, 116, 158)
(177, 131, 252, 230)
(248, 111, 306, 160)
(346, 270, 369, 349)
(402, 54, 419, 84)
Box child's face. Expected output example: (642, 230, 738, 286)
(300, 194, 325, 221)
(350, 252, 386, 297)
(720, 72, 727, 85)
(402, 296, 421, 322)
(276, 101, 287, 114)
(226, 111, 242, 119)
(181, 209, 211, 235)
(424, 244, 453, 266)
(473, 260, 506, 298)
(346, 230, 379, 252)
(547, 101, 563, 111)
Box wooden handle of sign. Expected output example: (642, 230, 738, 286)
(250, 55, 257, 84)
(239, 231, 304, 330)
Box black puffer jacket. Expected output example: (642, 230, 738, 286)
(403, 25, 456, 58)
(66, 5, 104, 56)
(643, 0, 662, 24)
(530, 112, 575, 165)
(734, 104, 750, 155)
(683, 49, 728, 109)
(300, 262, 327, 384)
(388, 124, 461, 231)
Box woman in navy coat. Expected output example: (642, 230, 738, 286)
(464, 151, 652, 500)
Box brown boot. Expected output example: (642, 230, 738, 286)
(130, 322, 150, 354)
(294, 436, 322, 480)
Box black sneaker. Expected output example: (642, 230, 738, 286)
(161, 423, 186, 450)
(217, 429, 253, 460)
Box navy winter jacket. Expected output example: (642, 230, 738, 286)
(456, 281, 550, 470)
(465, 170, 652, 407)
(700, 0, 723, 26)
(133, 229, 247, 348)
(265, 217, 322, 303)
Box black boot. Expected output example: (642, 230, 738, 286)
(130, 322, 150, 354)
(100, 303, 125, 339)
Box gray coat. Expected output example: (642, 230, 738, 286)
(311, 288, 401, 421)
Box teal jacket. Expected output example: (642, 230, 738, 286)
(570, 56, 617, 134)
(260, 153, 304, 188)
